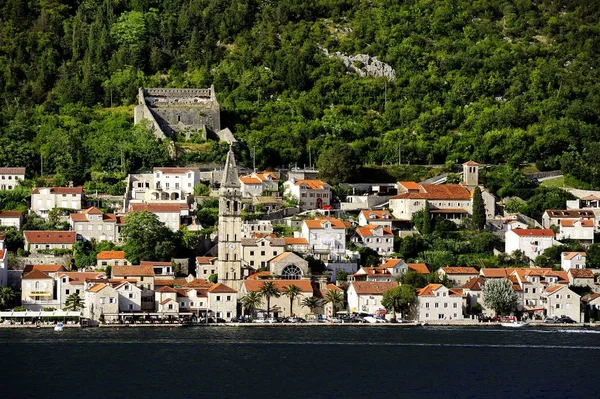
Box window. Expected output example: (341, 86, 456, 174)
(425, 313, 429, 318)
(444, 303, 448, 308)
(566, 294, 571, 299)
(425, 303, 430, 308)
(128, 293, 134, 299)
(532, 288, 536, 294)
(100, 297, 105, 305)
(109, 297, 115, 304)
(128, 304, 134, 310)
(168, 304, 173, 310)
(216, 295, 221, 301)
(435, 303, 439, 308)
(181, 302, 185, 307)
(261, 251, 265, 256)
(66, 289, 70, 295)
(453, 303, 457, 308)
(250, 251, 254, 256)
(555, 304, 561, 309)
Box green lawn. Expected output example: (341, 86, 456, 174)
(540, 176, 570, 188)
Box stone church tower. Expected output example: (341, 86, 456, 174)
(217, 146, 243, 289)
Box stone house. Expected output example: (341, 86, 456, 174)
(557, 219, 594, 245)
(241, 236, 285, 269)
(129, 203, 190, 232)
(155, 287, 180, 315)
(283, 237, 309, 254)
(438, 267, 480, 287)
(140, 261, 175, 280)
(111, 265, 155, 310)
(542, 209, 595, 230)
(511, 268, 568, 314)
(0, 210, 24, 230)
(96, 251, 130, 269)
(561, 252, 586, 271)
(115, 281, 143, 312)
(358, 210, 394, 229)
(504, 228, 556, 261)
(21, 269, 57, 310)
(84, 283, 119, 322)
(70, 207, 124, 243)
(351, 266, 399, 282)
(0, 167, 25, 190)
(417, 284, 464, 321)
(347, 281, 398, 316)
(57, 271, 105, 309)
(301, 218, 347, 261)
(266, 252, 310, 279)
(283, 179, 331, 210)
(542, 285, 581, 322)
(207, 283, 238, 320)
(352, 225, 394, 256)
(23, 231, 77, 253)
(153, 167, 200, 198)
(240, 171, 279, 198)
(240, 279, 314, 319)
(31, 186, 84, 218)
(241, 220, 274, 238)
(568, 268, 595, 288)
(195, 256, 217, 279)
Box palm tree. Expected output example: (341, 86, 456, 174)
(64, 293, 85, 311)
(324, 289, 345, 315)
(259, 281, 280, 318)
(282, 284, 302, 317)
(240, 291, 262, 318)
(301, 296, 325, 315)
(0, 287, 17, 310)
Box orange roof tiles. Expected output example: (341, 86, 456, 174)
(208, 283, 237, 293)
(268, 252, 294, 263)
(356, 225, 393, 237)
(304, 217, 346, 229)
(398, 181, 421, 190)
(140, 261, 171, 267)
(417, 284, 443, 296)
(112, 265, 155, 277)
(155, 167, 197, 174)
(480, 268, 513, 278)
(240, 176, 262, 184)
(360, 210, 392, 220)
(440, 267, 479, 275)
(463, 160, 481, 166)
(97, 251, 126, 260)
(183, 279, 213, 288)
(24, 231, 76, 244)
(462, 277, 485, 291)
(569, 269, 594, 278)
(156, 286, 178, 293)
(196, 256, 217, 264)
(563, 252, 586, 260)
(130, 203, 188, 212)
(352, 267, 394, 277)
(544, 285, 564, 294)
(58, 272, 105, 283)
(31, 186, 83, 195)
(0, 210, 23, 218)
(509, 228, 554, 237)
(326, 283, 343, 292)
(583, 293, 600, 303)
(351, 281, 399, 295)
(88, 283, 109, 293)
(23, 264, 67, 274)
(293, 179, 328, 190)
(560, 219, 594, 227)
(380, 259, 403, 268)
(243, 279, 314, 293)
(0, 167, 25, 174)
(22, 269, 53, 280)
(545, 209, 594, 218)
(408, 263, 430, 274)
(284, 237, 308, 245)
(247, 271, 273, 280)
(391, 184, 471, 200)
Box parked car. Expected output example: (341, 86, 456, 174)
(252, 318, 267, 323)
(557, 316, 577, 324)
(544, 317, 557, 323)
(266, 317, 279, 323)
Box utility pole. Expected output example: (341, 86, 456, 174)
(309, 146, 312, 169)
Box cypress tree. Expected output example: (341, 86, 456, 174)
(422, 201, 432, 234)
(472, 186, 486, 230)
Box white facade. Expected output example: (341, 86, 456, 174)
(301, 218, 347, 261)
(0, 167, 25, 190)
(283, 179, 331, 210)
(129, 203, 189, 232)
(417, 284, 464, 321)
(154, 167, 199, 197)
(31, 187, 84, 218)
(542, 286, 581, 322)
(557, 219, 594, 244)
(353, 225, 394, 255)
(561, 252, 587, 271)
(84, 283, 119, 321)
(504, 229, 555, 261)
(347, 281, 399, 316)
(116, 282, 143, 312)
(0, 211, 23, 230)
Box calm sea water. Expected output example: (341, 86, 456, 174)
(1, 325, 599, 398)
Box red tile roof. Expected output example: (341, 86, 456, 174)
(240, 176, 262, 184)
(243, 279, 314, 293)
(58, 272, 105, 284)
(380, 259, 404, 268)
(583, 293, 600, 303)
(562, 252, 586, 260)
(462, 277, 485, 291)
(544, 209, 594, 218)
(23, 264, 67, 274)
(208, 283, 238, 293)
(247, 271, 273, 280)
(22, 269, 53, 280)
(417, 284, 443, 296)
(568, 269, 594, 278)
(24, 231, 76, 244)
(304, 217, 346, 229)
(284, 237, 308, 245)
(463, 160, 481, 166)
(356, 225, 393, 237)
(112, 265, 155, 277)
(351, 281, 398, 295)
(397, 181, 421, 190)
(292, 179, 328, 190)
(408, 263, 430, 274)
(88, 283, 109, 293)
(31, 186, 83, 195)
(440, 267, 479, 275)
(509, 229, 554, 237)
(391, 184, 471, 201)
(326, 283, 343, 292)
(97, 251, 126, 260)
(360, 210, 392, 221)
(140, 261, 172, 267)
(0, 167, 25, 174)
(183, 279, 213, 288)
(268, 252, 294, 263)
(195, 256, 217, 264)
(0, 210, 23, 218)
(560, 219, 594, 227)
(156, 286, 178, 293)
(480, 268, 514, 278)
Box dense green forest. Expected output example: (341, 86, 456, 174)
(1, 0, 600, 188)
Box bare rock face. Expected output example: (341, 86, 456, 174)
(320, 46, 396, 81)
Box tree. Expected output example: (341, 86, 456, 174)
(301, 296, 324, 315)
(282, 284, 303, 317)
(336, 271, 349, 282)
(381, 284, 417, 320)
(400, 270, 427, 289)
(324, 289, 345, 315)
(259, 281, 280, 318)
(316, 142, 359, 185)
(208, 274, 218, 284)
(240, 291, 262, 318)
(472, 186, 486, 230)
(0, 287, 17, 310)
(482, 278, 519, 317)
(64, 292, 85, 311)
(120, 211, 175, 264)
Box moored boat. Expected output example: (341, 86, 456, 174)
(54, 322, 64, 332)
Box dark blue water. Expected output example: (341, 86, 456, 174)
(1, 325, 599, 398)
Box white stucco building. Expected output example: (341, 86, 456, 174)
(417, 284, 464, 321)
(504, 228, 556, 261)
(31, 186, 84, 218)
(561, 252, 586, 271)
(542, 285, 581, 322)
(283, 179, 331, 210)
(347, 281, 399, 316)
(0, 167, 25, 190)
(301, 218, 347, 261)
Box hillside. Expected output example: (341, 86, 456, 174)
(1, 0, 599, 187)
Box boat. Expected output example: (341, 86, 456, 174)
(54, 322, 64, 332)
(501, 321, 528, 328)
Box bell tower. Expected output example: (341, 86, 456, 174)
(217, 145, 242, 289)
